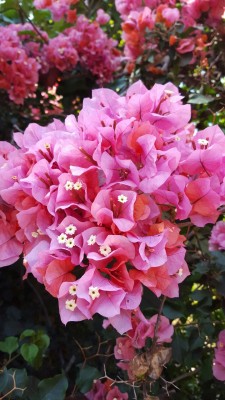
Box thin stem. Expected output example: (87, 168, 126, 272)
(18, 5, 48, 43)
(26, 278, 51, 329)
(5, 354, 20, 367)
(151, 295, 167, 348)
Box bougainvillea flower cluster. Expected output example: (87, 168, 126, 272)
(0, 25, 40, 104)
(34, 0, 80, 21)
(213, 330, 225, 381)
(1, 80, 225, 334)
(209, 221, 225, 251)
(0, 16, 120, 104)
(114, 309, 173, 378)
(116, 0, 224, 71)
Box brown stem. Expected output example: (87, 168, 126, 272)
(18, 5, 48, 43)
(151, 295, 167, 349)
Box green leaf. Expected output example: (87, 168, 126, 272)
(2, 369, 28, 399)
(18, 30, 36, 37)
(23, 376, 40, 400)
(200, 357, 213, 382)
(20, 329, 35, 340)
(189, 335, 204, 351)
(37, 374, 68, 400)
(190, 289, 211, 302)
(20, 343, 39, 364)
(188, 94, 215, 105)
(194, 261, 210, 275)
(163, 304, 184, 319)
(0, 337, 19, 355)
(172, 334, 189, 363)
(214, 274, 225, 296)
(76, 365, 101, 393)
(35, 332, 50, 351)
(0, 368, 9, 393)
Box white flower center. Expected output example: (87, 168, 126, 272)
(117, 194, 128, 203)
(99, 244, 112, 256)
(87, 235, 97, 245)
(66, 237, 75, 248)
(198, 138, 208, 146)
(89, 286, 100, 300)
(69, 285, 77, 296)
(74, 181, 83, 190)
(65, 299, 76, 311)
(64, 180, 74, 190)
(31, 231, 39, 238)
(57, 233, 67, 244)
(65, 224, 77, 235)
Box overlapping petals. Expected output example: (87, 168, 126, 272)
(1, 80, 225, 334)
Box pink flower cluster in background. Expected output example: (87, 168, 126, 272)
(209, 221, 225, 251)
(0, 16, 120, 104)
(116, 0, 224, 70)
(181, 0, 225, 29)
(1, 81, 225, 334)
(34, 0, 79, 21)
(213, 330, 225, 381)
(0, 25, 40, 104)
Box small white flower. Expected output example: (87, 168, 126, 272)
(89, 286, 100, 300)
(66, 237, 75, 248)
(198, 138, 209, 146)
(74, 181, 83, 190)
(64, 180, 74, 191)
(99, 244, 112, 256)
(117, 194, 128, 203)
(65, 224, 77, 235)
(65, 299, 77, 311)
(31, 231, 39, 238)
(87, 235, 97, 245)
(69, 285, 77, 296)
(57, 233, 67, 244)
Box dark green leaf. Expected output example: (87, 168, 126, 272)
(2, 369, 28, 399)
(0, 368, 9, 393)
(172, 334, 189, 363)
(37, 374, 68, 400)
(163, 304, 184, 319)
(0, 337, 19, 355)
(76, 365, 101, 393)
